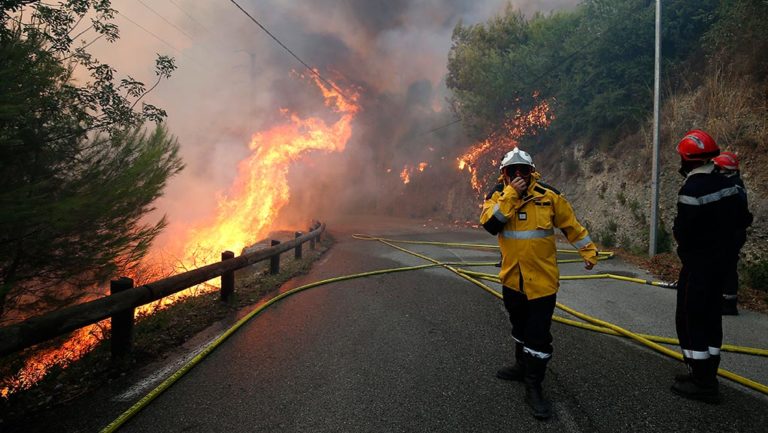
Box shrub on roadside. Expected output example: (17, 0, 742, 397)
(743, 260, 768, 293)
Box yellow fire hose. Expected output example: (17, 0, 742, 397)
(101, 234, 768, 432)
(353, 235, 768, 392)
(456, 269, 767, 357)
(350, 234, 615, 260)
(100, 263, 444, 433)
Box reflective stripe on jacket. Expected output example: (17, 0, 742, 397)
(673, 163, 752, 259)
(480, 173, 597, 300)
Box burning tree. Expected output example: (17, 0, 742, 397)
(0, 1, 183, 322)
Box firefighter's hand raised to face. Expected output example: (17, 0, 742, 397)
(510, 176, 527, 196)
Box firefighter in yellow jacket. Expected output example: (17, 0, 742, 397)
(480, 148, 597, 420)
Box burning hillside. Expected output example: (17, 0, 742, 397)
(458, 96, 555, 194)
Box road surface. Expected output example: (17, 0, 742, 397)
(12, 216, 768, 432)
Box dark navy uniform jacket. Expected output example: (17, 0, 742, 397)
(673, 163, 752, 263)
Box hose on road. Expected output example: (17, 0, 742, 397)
(101, 233, 768, 432)
(353, 234, 768, 391)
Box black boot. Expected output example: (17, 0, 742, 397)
(523, 352, 552, 420)
(497, 343, 525, 381)
(671, 357, 720, 404)
(675, 354, 722, 382)
(674, 356, 694, 382)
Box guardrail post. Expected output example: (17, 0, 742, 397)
(270, 240, 281, 274)
(309, 226, 316, 250)
(221, 251, 235, 301)
(111, 277, 134, 361)
(294, 232, 303, 259)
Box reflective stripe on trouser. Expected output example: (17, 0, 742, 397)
(503, 280, 556, 358)
(682, 347, 721, 359)
(675, 263, 723, 357)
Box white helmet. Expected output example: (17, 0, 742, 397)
(500, 148, 535, 171)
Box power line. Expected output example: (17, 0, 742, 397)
(168, 0, 209, 32)
(115, 10, 205, 70)
(137, 0, 195, 40)
(417, 118, 463, 137)
(228, 0, 354, 103)
(116, 11, 178, 53)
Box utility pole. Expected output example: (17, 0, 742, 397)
(649, 0, 661, 256)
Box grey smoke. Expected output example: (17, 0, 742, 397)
(87, 0, 579, 245)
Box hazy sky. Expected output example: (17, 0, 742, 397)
(86, 0, 580, 245)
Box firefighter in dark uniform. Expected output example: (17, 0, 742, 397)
(711, 151, 752, 315)
(480, 148, 597, 419)
(672, 130, 752, 403)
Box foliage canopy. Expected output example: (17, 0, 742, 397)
(0, 1, 183, 319)
(446, 0, 720, 146)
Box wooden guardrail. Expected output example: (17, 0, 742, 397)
(0, 222, 326, 358)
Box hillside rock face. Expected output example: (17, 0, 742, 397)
(537, 141, 767, 263)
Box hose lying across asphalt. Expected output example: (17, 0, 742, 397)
(101, 234, 768, 432)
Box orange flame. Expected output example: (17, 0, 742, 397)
(458, 95, 554, 193)
(178, 74, 358, 275)
(1, 325, 105, 398)
(400, 167, 411, 184)
(1, 73, 360, 399)
(399, 161, 429, 185)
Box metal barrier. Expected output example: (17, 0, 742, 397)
(0, 222, 326, 358)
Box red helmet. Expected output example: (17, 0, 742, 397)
(713, 151, 739, 171)
(676, 130, 720, 161)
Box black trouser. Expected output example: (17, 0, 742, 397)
(502, 286, 557, 357)
(675, 261, 723, 357)
(723, 253, 739, 299)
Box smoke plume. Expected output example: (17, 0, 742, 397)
(89, 0, 579, 252)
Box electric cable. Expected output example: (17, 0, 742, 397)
(228, 0, 354, 103)
(115, 10, 182, 55)
(115, 10, 205, 69)
(169, 0, 209, 32)
(137, 0, 195, 40)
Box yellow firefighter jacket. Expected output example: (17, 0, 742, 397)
(480, 173, 597, 300)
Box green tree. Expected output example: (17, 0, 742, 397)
(704, 0, 768, 80)
(446, 0, 719, 147)
(446, 6, 535, 140)
(0, 1, 183, 319)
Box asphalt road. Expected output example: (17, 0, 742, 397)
(15, 216, 768, 432)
